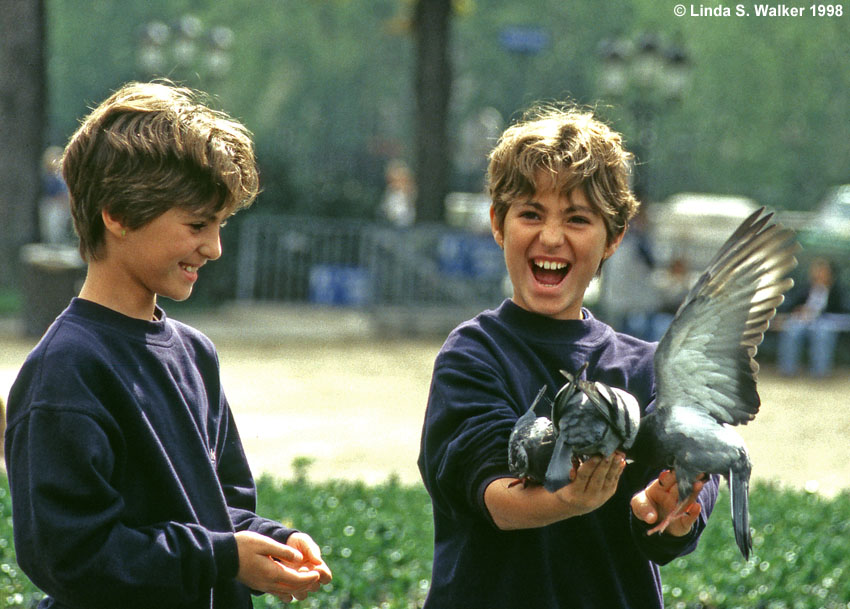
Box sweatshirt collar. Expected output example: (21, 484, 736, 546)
(67, 297, 172, 343)
(495, 298, 611, 345)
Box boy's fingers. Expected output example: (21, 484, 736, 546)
(266, 540, 304, 564)
(630, 490, 656, 524)
(269, 560, 321, 590)
(289, 532, 323, 564)
(605, 452, 626, 480)
(657, 469, 675, 492)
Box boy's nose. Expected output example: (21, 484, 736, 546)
(200, 230, 223, 260)
(539, 222, 565, 248)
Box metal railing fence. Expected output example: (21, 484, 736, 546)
(235, 215, 506, 310)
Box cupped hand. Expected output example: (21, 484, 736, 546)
(554, 451, 626, 517)
(234, 531, 321, 598)
(286, 532, 333, 585)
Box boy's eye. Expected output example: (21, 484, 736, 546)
(189, 222, 207, 231)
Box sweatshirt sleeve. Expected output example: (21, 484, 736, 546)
(5, 406, 239, 609)
(214, 401, 297, 544)
(418, 352, 519, 524)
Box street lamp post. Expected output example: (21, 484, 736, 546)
(598, 33, 691, 201)
(137, 15, 233, 86)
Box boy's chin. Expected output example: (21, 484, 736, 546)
(160, 289, 194, 303)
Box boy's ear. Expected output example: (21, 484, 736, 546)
(101, 209, 127, 238)
(604, 227, 626, 260)
(490, 206, 504, 249)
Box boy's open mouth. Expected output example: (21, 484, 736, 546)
(531, 259, 570, 287)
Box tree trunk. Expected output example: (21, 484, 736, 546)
(412, 0, 452, 224)
(0, 0, 46, 288)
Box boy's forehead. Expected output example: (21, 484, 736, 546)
(514, 185, 600, 213)
(178, 205, 231, 222)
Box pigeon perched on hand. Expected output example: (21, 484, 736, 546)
(630, 207, 798, 559)
(544, 363, 640, 492)
(508, 386, 556, 487)
(507, 368, 640, 492)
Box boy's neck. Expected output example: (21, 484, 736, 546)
(78, 264, 158, 321)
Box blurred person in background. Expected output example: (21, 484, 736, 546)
(39, 145, 74, 244)
(599, 206, 659, 339)
(648, 256, 698, 342)
(378, 159, 416, 227)
(777, 257, 847, 377)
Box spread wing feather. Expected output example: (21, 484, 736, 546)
(654, 208, 798, 426)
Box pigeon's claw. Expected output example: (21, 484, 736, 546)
(507, 477, 537, 489)
(645, 478, 703, 536)
(645, 498, 691, 536)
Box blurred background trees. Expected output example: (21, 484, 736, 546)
(2, 0, 849, 295)
(0, 0, 45, 290)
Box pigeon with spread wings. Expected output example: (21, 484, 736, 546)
(630, 207, 798, 559)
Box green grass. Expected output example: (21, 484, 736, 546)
(2, 468, 849, 609)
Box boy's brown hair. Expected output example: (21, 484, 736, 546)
(62, 81, 259, 261)
(487, 103, 639, 245)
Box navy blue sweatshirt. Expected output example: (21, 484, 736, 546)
(4, 298, 296, 609)
(418, 300, 718, 609)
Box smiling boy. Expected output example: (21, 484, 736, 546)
(418, 105, 717, 608)
(4, 82, 331, 608)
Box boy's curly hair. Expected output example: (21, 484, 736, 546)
(487, 103, 640, 244)
(62, 81, 259, 261)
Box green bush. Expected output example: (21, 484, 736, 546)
(2, 470, 848, 609)
(0, 477, 43, 607)
(661, 481, 850, 609)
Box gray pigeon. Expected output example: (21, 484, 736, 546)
(508, 386, 556, 487)
(630, 207, 798, 559)
(507, 367, 640, 492)
(544, 363, 641, 492)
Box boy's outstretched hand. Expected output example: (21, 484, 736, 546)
(235, 530, 331, 603)
(630, 469, 704, 537)
(553, 451, 627, 517)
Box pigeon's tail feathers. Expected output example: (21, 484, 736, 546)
(729, 462, 753, 560)
(558, 362, 589, 384)
(544, 436, 574, 493)
(529, 385, 551, 418)
(559, 361, 589, 385)
(553, 368, 584, 426)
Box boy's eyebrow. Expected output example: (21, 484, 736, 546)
(518, 199, 597, 214)
(185, 209, 226, 223)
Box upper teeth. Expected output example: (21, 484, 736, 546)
(183, 265, 197, 272)
(535, 260, 567, 270)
